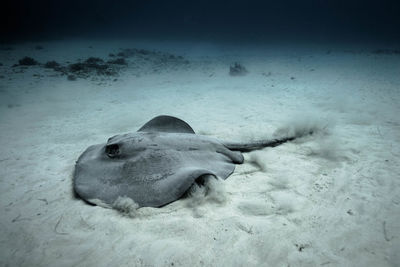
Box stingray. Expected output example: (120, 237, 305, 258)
(74, 115, 302, 208)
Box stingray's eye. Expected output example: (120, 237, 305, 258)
(105, 144, 120, 158)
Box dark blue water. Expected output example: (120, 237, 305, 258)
(2, 0, 400, 44)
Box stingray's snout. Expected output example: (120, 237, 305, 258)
(105, 143, 120, 158)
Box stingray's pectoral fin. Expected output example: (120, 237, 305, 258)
(230, 150, 244, 164)
(184, 174, 227, 206)
(183, 174, 216, 198)
(194, 174, 217, 186)
(153, 168, 216, 207)
(216, 147, 244, 164)
(88, 198, 112, 208)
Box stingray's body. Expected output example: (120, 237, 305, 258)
(74, 115, 295, 208)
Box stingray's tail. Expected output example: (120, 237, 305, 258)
(223, 136, 297, 152)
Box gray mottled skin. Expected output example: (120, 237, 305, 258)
(74, 115, 296, 208)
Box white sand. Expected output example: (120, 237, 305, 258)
(0, 40, 399, 266)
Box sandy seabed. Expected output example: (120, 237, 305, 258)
(0, 39, 399, 266)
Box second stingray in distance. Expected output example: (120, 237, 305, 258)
(74, 115, 299, 208)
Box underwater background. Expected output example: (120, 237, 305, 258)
(1, 1, 400, 266)
(2, 0, 400, 43)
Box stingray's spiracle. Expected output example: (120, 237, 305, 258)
(105, 144, 120, 158)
